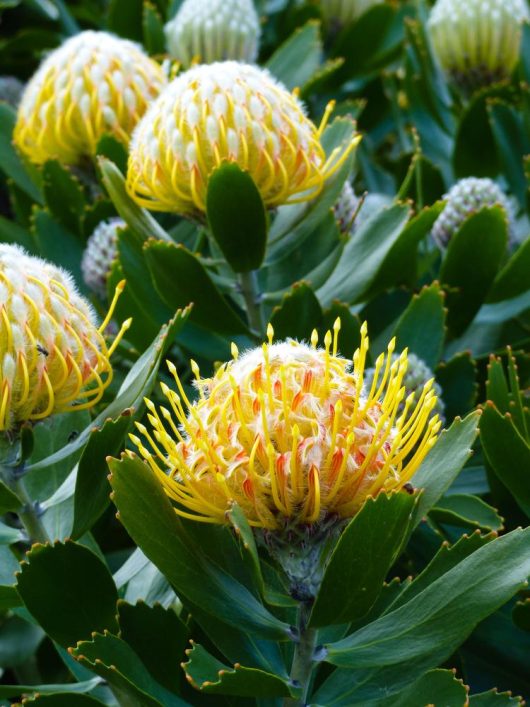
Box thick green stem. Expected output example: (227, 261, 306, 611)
(1, 463, 50, 545)
(284, 604, 318, 707)
(239, 270, 264, 337)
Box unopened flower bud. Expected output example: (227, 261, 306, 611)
(81, 218, 124, 299)
(432, 177, 515, 248)
(333, 181, 360, 237)
(165, 0, 260, 67)
(428, 0, 530, 91)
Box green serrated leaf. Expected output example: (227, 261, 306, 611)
(182, 642, 294, 697)
(42, 160, 85, 235)
(117, 601, 188, 694)
(0, 103, 43, 203)
(480, 403, 530, 518)
(16, 541, 118, 647)
(108, 454, 289, 640)
(440, 207, 507, 336)
(436, 353, 477, 420)
(71, 632, 188, 707)
(325, 527, 530, 669)
(430, 494, 503, 532)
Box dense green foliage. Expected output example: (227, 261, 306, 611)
(1, 0, 530, 705)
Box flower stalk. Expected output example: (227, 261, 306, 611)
(285, 603, 318, 707)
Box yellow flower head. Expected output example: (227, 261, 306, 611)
(14, 30, 167, 165)
(126, 61, 359, 217)
(428, 0, 530, 90)
(0, 244, 129, 431)
(132, 322, 441, 530)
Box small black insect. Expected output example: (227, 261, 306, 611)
(67, 430, 79, 443)
(403, 482, 415, 495)
(36, 344, 49, 357)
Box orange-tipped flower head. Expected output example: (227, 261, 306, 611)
(126, 61, 359, 218)
(132, 322, 440, 530)
(14, 31, 167, 165)
(0, 244, 129, 431)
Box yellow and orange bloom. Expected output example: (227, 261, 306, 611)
(126, 61, 360, 218)
(14, 30, 166, 166)
(131, 322, 441, 530)
(0, 244, 129, 431)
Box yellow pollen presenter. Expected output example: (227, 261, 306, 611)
(0, 244, 130, 431)
(131, 321, 440, 530)
(126, 61, 360, 218)
(14, 30, 166, 166)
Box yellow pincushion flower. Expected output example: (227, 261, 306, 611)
(14, 31, 167, 166)
(131, 322, 440, 530)
(126, 61, 359, 217)
(0, 244, 129, 431)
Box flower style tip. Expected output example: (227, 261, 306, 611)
(14, 31, 167, 166)
(126, 61, 360, 218)
(165, 0, 260, 67)
(132, 321, 441, 530)
(428, 0, 530, 91)
(0, 245, 129, 432)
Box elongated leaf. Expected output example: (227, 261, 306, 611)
(0, 678, 101, 700)
(0, 479, 22, 514)
(144, 241, 248, 335)
(325, 527, 530, 668)
(117, 601, 188, 694)
(317, 204, 410, 307)
(309, 492, 417, 627)
(72, 410, 132, 539)
(16, 541, 118, 647)
(15, 695, 104, 705)
(373, 668, 468, 706)
(108, 455, 289, 640)
(182, 642, 294, 697)
(0, 103, 42, 202)
(480, 403, 530, 517)
(440, 207, 507, 336)
(98, 157, 171, 243)
(390, 282, 446, 368)
(270, 282, 322, 341)
(266, 20, 323, 90)
(206, 163, 268, 273)
(42, 160, 85, 234)
(411, 411, 481, 527)
(70, 632, 188, 707)
(488, 237, 530, 303)
(387, 531, 495, 613)
(430, 494, 503, 532)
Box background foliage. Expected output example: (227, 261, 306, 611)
(1, 0, 530, 705)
